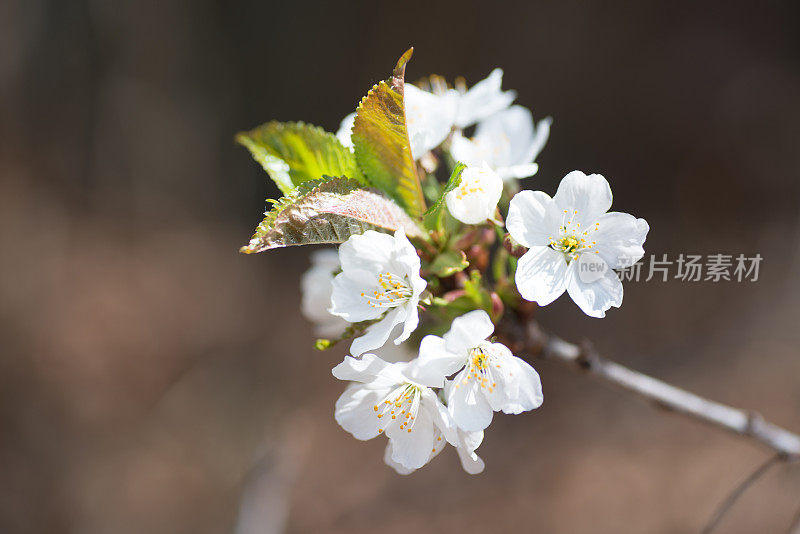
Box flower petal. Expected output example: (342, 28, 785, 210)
(449, 131, 480, 166)
(573, 251, 609, 284)
(383, 442, 417, 475)
(412, 335, 465, 387)
(496, 163, 539, 181)
(349, 307, 406, 356)
(337, 230, 395, 275)
(447, 372, 494, 432)
(507, 190, 561, 247)
(455, 429, 485, 475)
(394, 299, 420, 346)
(420, 388, 459, 445)
(371, 343, 414, 364)
(565, 258, 623, 318)
(443, 309, 495, 355)
(475, 105, 535, 167)
(592, 212, 650, 269)
(390, 229, 422, 274)
(405, 84, 458, 157)
(383, 431, 445, 475)
(329, 270, 385, 322)
(514, 246, 568, 306)
(525, 116, 552, 165)
(455, 68, 516, 128)
(553, 171, 613, 227)
(386, 401, 436, 470)
(331, 353, 393, 383)
(334, 384, 387, 441)
(484, 344, 543, 414)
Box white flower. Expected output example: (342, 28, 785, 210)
(332, 354, 456, 471)
(453, 68, 517, 128)
(300, 249, 348, 337)
(450, 105, 552, 181)
(444, 163, 503, 225)
(335, 85, 458, 159)
(329, 229, 426, 356)
(507, 171, 649, 318)
(413, 310, 543, 432)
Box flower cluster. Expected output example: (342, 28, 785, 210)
(241, 53, 649, 474)
(322, 228, 542, 473)
(301, 71, 648, 473)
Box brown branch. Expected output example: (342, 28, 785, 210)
(497, 316, 800, 460)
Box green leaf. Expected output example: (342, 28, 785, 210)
(240, 176, 423, 253)
(236, 121, 364, 196)
(424, 162, 466, 216)
(428, 250, 469, 278)
(351, 48, 426, 218)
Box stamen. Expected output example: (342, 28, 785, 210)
(549, 209, 602, 261)
(362, 272, 413, 309)
(374, 383, 421, 435)
(463, 345, 498, 392)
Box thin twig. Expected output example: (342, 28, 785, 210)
(497, 316, 800, 460)
(702, 454, 781, 534)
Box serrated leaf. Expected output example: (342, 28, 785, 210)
(429, 250, 469, 278)
(424, 161, 466, 216)
(240, 177, 423, 253)
(351, 48, 426, 218)
(236, 121, 364, 195)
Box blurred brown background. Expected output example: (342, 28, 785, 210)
(2, 1, 799, 532)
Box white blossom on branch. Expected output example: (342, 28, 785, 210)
(332, 354, 457, 472)
(414, 310, 543, 432)
(507, 171, 649, 317)
(329, 229, 426, 356)
(450, 105, 551, 181)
